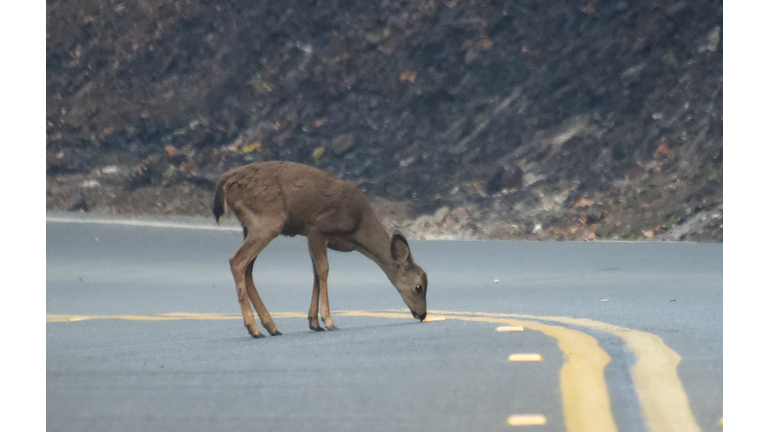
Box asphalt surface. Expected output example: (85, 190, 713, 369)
(46, 213, 722, 432)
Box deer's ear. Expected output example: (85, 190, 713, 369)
(390, 230, 412, 264)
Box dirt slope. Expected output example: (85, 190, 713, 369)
(46, 0, 722, 241)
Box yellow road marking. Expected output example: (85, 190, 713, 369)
(423, 315, 446, 322)
(46, 312, 304, 322)
(445, 314, 617, 432)
(431, 310, 702, 432)
(496, 325, 524, 332)
(508, 353, 543, 362)
(48, 309, 700, 432)
(507, 414, 547, 426)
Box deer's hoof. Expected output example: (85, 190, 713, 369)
(269, 330, 283, 336)
(326, 325, 340, 331)
(245, 324, 265, 338)
(310, 325, 325, 332)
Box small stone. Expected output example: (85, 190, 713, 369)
(331, 134, 355, 156)
(433, 206, 450, 224)
(452, 207, 470, 225)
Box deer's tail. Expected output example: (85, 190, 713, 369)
(213, 177, 228, 224)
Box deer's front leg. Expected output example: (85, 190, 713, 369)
(307, 234, 338, 331)
(307, 258, 324, 331)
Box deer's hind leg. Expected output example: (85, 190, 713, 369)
(229, 219, 282, 338)
(245, 258, 281, 336)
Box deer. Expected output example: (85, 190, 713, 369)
(213, 160, 428, 338)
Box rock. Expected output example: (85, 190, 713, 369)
(485, 165, 523, 194)
(331, 134, 355, 156)
(698, 26, 720, 53)
(452, 207, 470, 225)
(523, 172, 546, 187)
(433, 206, 450, 225)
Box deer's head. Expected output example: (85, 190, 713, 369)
(389, 232, 428, 321)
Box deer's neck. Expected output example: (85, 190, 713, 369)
(353, 214, 398, 278)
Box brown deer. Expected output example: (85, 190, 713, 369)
(213, 161, 428, 338)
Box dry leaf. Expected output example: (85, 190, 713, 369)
(312, 146, 325, 160)
(399, 69, 417, 83)
(240, 142, 262, 154)
(573, 197, 595, 208)
(99, 126, 115, 139)
(136, 156, 152, 174)
(313, 118, 327, 128)
(478, 36, 493, 49)
(653, 142, 673, 159)
(164, 144, 178, 158)
(642, 229, 655, 238)
(521, 46, 540, 58)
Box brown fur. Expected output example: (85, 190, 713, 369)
(214, 161, 428, 337)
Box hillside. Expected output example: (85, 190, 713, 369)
(46, 0, 723, 241)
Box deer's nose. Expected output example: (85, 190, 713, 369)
(412, 310, 427, 321)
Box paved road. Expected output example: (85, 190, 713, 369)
(46, 213, 722, 432)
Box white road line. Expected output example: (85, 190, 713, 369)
(46, 215, 241, 232)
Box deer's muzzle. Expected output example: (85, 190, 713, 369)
(411, 310, 427, 321)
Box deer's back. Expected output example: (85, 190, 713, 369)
(222, 161, 371, 237)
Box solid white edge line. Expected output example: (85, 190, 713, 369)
(45, 216, 241, 232)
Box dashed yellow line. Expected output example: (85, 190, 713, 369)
(432, 310, 702, 432)
(508, 353, 543, 362)
(445, 313, 617, 432)
(507, 414, 547, 426)
(496, 325, 524, 332)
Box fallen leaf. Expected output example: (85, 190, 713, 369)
(164, 144, 178, 158)
(399, 69, 417, 83)
(240, 142, 262, 154)
(521, 46, 539, 58)
(642, 229, 655, 238)
(179, 157, 196, 172)
(573, 197, 595, 208)
(582, 3, 596, 15)
(136, 156, 153, 174)
(313, 118, 327, 128)
(99, 126, 115, 139)
(312, 146, 325, 160)
(478, 36, 493, 49)
(653, 142, 674, 159)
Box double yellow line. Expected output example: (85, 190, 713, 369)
(47, 310, 702, 432)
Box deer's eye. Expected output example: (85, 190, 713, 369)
(415, 285, 424, 294)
